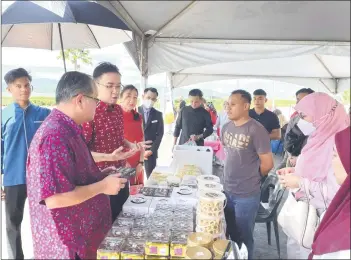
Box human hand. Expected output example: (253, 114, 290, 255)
(101, 166, 118, 175)
(101, 174, 128, 195)
(1, 188, 5, 201)
(136, 163, 143, 177)
(144, 150, 153, 158)
(137, 140, 153, 150)
(276, 167, 295, 176)
(109, 146, 137, 161)
(278, 174, 301, 189)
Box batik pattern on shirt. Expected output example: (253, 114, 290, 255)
(82, 101, 126, 170)
(26, 109, 111, 259)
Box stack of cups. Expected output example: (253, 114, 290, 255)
(196, 175, 226, 239)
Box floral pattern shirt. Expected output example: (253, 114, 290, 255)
(81, 101, 126, 170)
(26, 109, 111, 259)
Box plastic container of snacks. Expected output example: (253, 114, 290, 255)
(150, 217, 172, 229)
(174, 203, 194, 212)
(114, 217, 135, 228)
(153, 209, 173, 219)
(129, 228, 149, 241)
(212, 239, 231, 259)
(172, 219, 194, 232)
(197, 190, 226, 217)
(180, 179, 198, 189)
(187, 232, 213, 249)
(106, 226, 131, 238)
(173, 210, 194, 221)
(97, 237, 125, 259)
(170, 231, 188, 257)
(120, 239, 145, 260)
(119, 211, 137, 219)
(198, 181, 223, 193)
(155, 203, 174, 212)
(197, 175, 220, 185)
(145, 256, 168, 259)
(167, 175, 181, 187)
(133, 217, 150, 229)
(145, 229, 170, 256)
(185, 246, 212, 260)
(196, 211, 223, 235)
(154, 187, 173, 197)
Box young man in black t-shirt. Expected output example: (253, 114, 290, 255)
(249, 89, 281, 140)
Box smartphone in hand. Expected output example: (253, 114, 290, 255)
(117, 167, 137, 179)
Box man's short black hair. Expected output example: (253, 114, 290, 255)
(144, 87, 158, 97)
(4, 68, 32, 84)
(231, 89, 252, 104)
(93, 62, 121, 79)
(253, 89, 267, 97)
(189, 88, 203, 98)
(296, 88, 314, 96)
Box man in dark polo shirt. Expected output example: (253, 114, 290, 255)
(249, 89, 281, 140)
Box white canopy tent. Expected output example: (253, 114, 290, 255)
(99, 1, 350, 94)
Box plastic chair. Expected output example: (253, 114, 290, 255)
(260, 174, 278, 203)
(256, 181, 286, 259)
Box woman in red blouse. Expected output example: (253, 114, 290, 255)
(120, 85, 145, 186)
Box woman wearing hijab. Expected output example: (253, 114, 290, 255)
(277, 92, 350, 259)
(309, 126, 350, 259)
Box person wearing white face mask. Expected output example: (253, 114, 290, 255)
(277, 92, 350, 259)
(138, 87, 164, 178)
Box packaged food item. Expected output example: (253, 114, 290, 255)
(196, 211, 224, 235)
(173, 210, 193, 221)
(153, 209, 173, 220)
(114, 217, 135, 228)
(170, 231, 188, 257)
(154, 187, 173, 197)
(187, 232, 213, 249)
(120, 239, 145, 260)
(106, 226, 131, 238)
(174, 203, 193, 212)
(145, 256, 168, 259)
(129, 228, 149, 240)
(212, 239, 231, 259)
(133, 217, 150, 229)
(176, 165, 201, 179)
(180, 179, 198, 189)
(155, 203, 174, 212)
(97, 237, 125, 259)
(145, 229, 170, 256)
(167, 175, 181, 187)
(142, 187, 156, 196)
(197, 175, 220, 184)
(123, 195, 153, 215)
(185, 246, 212, 260)
(149, 198, 174, 214)
(172, 219, 194, 232)
(197, 190, 226, 217)
(150, 217, 172, 229)
(119, 211, 137, 219)
(198, 181, 223, 193)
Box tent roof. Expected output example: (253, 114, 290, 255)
(103, 1, 350, 92)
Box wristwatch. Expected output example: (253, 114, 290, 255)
(138, 161, 144, 166)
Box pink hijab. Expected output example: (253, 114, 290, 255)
(294, 92, 349, 181)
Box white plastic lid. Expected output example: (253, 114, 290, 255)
(198, 189, 226, 202)
(198, 181, 223, 191)
(197, 175, 220, 184)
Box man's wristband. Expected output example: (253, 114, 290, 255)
(138, 161, 144, 166)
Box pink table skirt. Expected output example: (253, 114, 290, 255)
(204, 140, 226, 161)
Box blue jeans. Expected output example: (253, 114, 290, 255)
(225, 192, 261, 260)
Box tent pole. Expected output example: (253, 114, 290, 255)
(58, 23, 67, 73)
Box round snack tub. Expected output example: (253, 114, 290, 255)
(198, 181, 223, 193)
(197, 190, 226, 217)
(196, 212, 223, 235)
(212, 239, 231, 259)
(185, 246, 212, 259)
(197, 175, 220, 185)
(187, 232, 213, 249)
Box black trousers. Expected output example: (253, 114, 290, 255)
(110, 184, 129, 222)
(261, 175, 269, 203)
(145, 155, 157, 179)
(4, 184, 27, 259)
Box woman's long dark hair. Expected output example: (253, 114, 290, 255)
(120, 84, 140, 121)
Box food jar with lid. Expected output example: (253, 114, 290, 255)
(170, 231, 188, 257)
(185, 246, 212, 260)
(197, 175, 220, 184)
(196, 211, 223, 235)
(97, 237, 125, 259)
(129, 228, 149, 240)
(106, 226, 131, 239)
(197, 190, 226, 218)
(145, 229, 171, 256)
(198, 181, 223, 193)
(120, 239, 145, 260)
(212, 239, 231, 259)
(187, 232, 213, 249)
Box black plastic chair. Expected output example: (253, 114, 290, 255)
(256, 180, 286, 259)
(260, 174, 278, 203)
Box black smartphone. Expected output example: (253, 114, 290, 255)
(117, 167, 137, 179)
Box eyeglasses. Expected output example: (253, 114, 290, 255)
(96, 82, 124, 91)
(73, 94, 100, 106)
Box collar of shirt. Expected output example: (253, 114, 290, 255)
(51, 108, 82, 136)
(96, 100, 118, 112)
(142, 105, 151, 113)
(12, 101, 32, 112)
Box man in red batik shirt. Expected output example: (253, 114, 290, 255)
(26, 72, 127, 259)
(82, 62, 150, 221)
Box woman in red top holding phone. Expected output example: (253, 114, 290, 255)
(120, 85, 145, 187)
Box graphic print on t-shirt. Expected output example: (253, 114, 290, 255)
(223, 131, 251, 150)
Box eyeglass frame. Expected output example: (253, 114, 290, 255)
(73, 94, 100, 106)
(96, 82, 124, 91)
